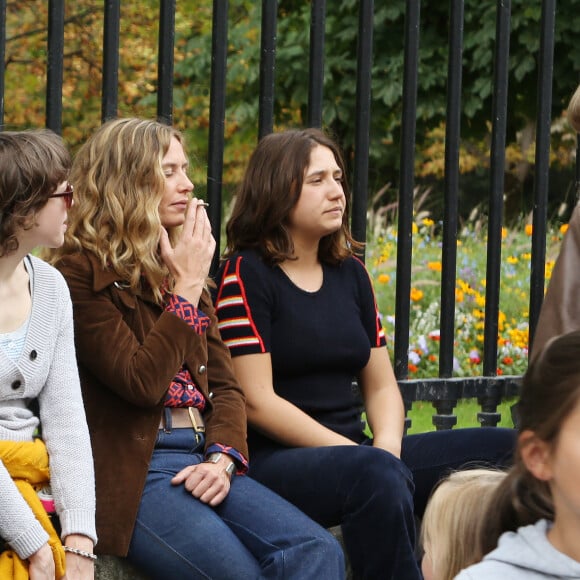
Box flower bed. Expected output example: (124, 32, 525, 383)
(368, 218, 568, 379)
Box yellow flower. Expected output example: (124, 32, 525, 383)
(521, 252, 531, 261)
(412, 223, 418, 234)
(508, 327, 529, 349)
(378, 274, 391, 284)
(457, 280, 475, 295)
(410, 288, 424, 302)
(560, 223, 569, 235)
(475, 294, 486, 307)
(525, 224, 533, 236)
(507, 256, 518, 264)
(427, 261, 442, 272)
(545, 260, 554, 280)
(501, 227, 508, 240)
(422, 218, 435, 227)
(455, 288, 464, 303)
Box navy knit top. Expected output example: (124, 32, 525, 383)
(212, 249, 387, 451)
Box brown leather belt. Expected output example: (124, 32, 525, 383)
(159, 407, 205, 431)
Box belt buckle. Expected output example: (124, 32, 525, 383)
(188, 407, 205, 444)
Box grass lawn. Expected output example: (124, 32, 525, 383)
(406, 397, 518, 434)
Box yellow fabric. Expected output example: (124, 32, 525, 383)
(0, 439, 66, 579)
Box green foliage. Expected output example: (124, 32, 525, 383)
(4, 0, 579, 209)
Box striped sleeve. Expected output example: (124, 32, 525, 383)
(352, 256, 387, 348)
(213, 256, 269, 356)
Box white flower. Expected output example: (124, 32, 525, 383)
(408, 350, 421, 364)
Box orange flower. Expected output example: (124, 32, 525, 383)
(427, 261, 442, 272)
(408, 363, 418, 373)
(502, 356, 514, 365)
(525, 224, 533, 236)
(560, 223, 569, 235)
(410, 288, 424, 302)
(378, 274, 391, 284)
(496, 368, 503, 376)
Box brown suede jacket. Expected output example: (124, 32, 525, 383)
(56, 252, 248, 556)
(531, 203, 580, 361)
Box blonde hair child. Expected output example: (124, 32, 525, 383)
(420, 468, 507, 580)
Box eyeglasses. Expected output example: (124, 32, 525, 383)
(49, 182, 74, 209)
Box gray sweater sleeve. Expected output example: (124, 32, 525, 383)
(0, 257, 96, 557)
(0, 459, 51, 558)
(34, 261, 96, 544)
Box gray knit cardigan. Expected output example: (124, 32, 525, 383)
(0, 255, 96, 559)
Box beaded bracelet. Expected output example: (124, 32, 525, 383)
(63, 546, 97, 561)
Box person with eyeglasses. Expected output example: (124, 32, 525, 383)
(0, 129, 96, 579)
(47, 118, 345, 580)
(49, 182, 74, 210)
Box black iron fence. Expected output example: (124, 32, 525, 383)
(1, 0, 570, 429)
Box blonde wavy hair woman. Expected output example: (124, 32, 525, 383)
(420, 468, 507, 580)
(48, 118, 182, 303)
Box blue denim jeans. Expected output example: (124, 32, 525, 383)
(249, 427, 515, 580)
(127, 428, 345, 580)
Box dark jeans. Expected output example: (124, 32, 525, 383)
(401, 427, 516, 518)
(249, 427, 515, 580)
(127, 428, 345, 580)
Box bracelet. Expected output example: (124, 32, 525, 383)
(205, 453, 236, 479)
(63, 546, 97, 561)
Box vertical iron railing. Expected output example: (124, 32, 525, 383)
(528, 0, 557, 352)
(46, 0, 65, 134)
(480, 0, 511, 426)
(1, 1, 564, 428)
(351, 0, 374, 252)
(435, 0, 465, 429)
(157, 0, 176, 125)
(307, 0, 326, 128)
(207, 0, 229, 272)
(258, 0, 277, 139)
(394, 0, 421, 381)
(101, 0, 120, 122)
